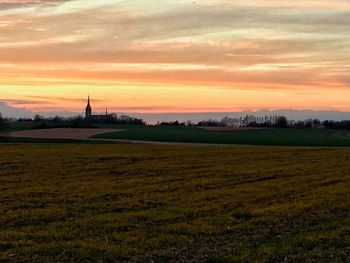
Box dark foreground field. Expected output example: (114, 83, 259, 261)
(0, 144, 349, 262)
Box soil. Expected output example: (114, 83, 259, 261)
(10, 128, 120, 140)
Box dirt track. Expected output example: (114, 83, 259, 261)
(11, 128, 119, 140)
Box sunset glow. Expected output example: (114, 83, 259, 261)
(1, 0, 350, 113)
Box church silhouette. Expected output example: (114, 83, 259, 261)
(85, 96, 112, 123)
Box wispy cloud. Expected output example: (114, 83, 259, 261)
(26, 95, 106, 103)
(0, 98, 46, 105)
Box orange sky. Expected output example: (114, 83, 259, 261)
(1, 0, 350, 113)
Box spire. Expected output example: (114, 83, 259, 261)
(106, 108, 108, 116)
(85, 95, 92, 119)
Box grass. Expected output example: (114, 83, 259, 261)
(94, 125, 350, 147)
(0, 144, 349, 262)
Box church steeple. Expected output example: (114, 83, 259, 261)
(85, 95, 92, 119)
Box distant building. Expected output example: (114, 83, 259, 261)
(85, 96, 113, 123)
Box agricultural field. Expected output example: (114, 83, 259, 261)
(0, 144, 349, 262)
(4, 122, 350, 147)
(95, 125, 350, 147)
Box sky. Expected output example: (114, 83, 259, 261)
(0, 0, 350, 114)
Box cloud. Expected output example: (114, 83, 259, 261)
(0, 101, 34, 117)
(26, 95, 106, 103)
(0, 98, 45, 105)
(0, 0, 72, 9)
(1, 0, 350, 112)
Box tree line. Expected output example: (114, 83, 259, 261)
(158, 115, 289, 128)
(157, 115, 350, 129)
(1, 113, 145, 130)
(3, 111, 350, 130)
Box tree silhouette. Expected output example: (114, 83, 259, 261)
(0, 112, 5, 132)
(34, 114, 45, 122)
(276, 116, 288, 128)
